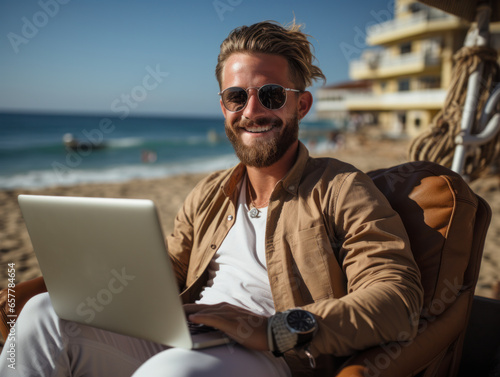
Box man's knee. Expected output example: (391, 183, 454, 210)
(14, 291, 80, 349)
(17, 292, 56, 329)
(20, 291, 51, 312)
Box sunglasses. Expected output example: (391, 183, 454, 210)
(219, 84, 302, 112)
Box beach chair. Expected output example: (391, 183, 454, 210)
(0, 161, 493, 376)
(335, 161, 492, 376)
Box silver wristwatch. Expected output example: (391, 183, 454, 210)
(268, 309, 317, 366)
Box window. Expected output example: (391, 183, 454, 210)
(420, 76, 440, 89)
(400, 42, 412, 55)
(398, 79, 410, 92)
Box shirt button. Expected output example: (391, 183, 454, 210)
(211, 244, 216, 249)
(227, 215, 233, 221)
(289, 185, 296, 191)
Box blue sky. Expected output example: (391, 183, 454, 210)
(0, 0, 394, 118)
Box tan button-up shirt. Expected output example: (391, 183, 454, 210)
(167, 142, 423, 364)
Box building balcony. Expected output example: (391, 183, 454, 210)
(316, 89, 447, 112)
(366, 10, 467, 45)
(350, 49, 441, 80)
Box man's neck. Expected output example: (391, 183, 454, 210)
(246, 141, 299, 205)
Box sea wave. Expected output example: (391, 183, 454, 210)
(0, 154, 239, 190)
(0, 134, 223, 155)
(105, 137, 146, 148)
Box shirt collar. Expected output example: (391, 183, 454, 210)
(281, 141, 309, 195)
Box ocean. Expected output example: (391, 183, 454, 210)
(0, 112, 338, 190)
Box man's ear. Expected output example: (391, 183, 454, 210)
(297, 91, 313, 120)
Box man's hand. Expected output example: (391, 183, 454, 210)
(184, 302, 269, 351)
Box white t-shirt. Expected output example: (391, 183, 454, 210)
(196, 176, 275, 316)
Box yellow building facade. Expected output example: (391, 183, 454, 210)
(317, 0, 500, 137)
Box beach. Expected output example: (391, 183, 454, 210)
(1, 136, 499, 302)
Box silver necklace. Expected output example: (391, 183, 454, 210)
(247, 178, 269, 218)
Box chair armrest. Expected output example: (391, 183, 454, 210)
(0, 276, 47, 341)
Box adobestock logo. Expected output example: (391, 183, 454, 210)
(339, 0, 396, 62)
(361, 277, 463, 377)
(75, 267, 135, 324)
(7, 0, 71, 54)
(50, 63, 169, 181)
(110, 64, 169, 120)
(213, 0, 243, 22)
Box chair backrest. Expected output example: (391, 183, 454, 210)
(361, 161, 492, 376)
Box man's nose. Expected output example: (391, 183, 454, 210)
(242, 89, 266, 118)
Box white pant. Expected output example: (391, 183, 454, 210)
(0, 293, 291, 377)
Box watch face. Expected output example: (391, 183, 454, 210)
(286, 310, 316, 333)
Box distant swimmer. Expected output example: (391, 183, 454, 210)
(62, 133, 107, 150)
(141, 149, 157, 163)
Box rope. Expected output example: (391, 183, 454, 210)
(408, 43, 500, 181)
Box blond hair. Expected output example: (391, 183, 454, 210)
(215, 21, 326, 90)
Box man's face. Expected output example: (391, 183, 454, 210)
(220, 53, 309, 168)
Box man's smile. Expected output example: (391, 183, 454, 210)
(242, 125, 276, 134)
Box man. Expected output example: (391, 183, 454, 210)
(0, 21, 423, 376)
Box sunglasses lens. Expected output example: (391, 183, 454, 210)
(259, 85, 286, 110)
(222, 87, 247, 112)
(221, 85, 289, 112)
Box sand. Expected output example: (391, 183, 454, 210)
(0, 136, 498, 301)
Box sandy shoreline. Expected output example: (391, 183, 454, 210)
(0, 137, 498, 300)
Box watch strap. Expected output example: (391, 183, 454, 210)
(267, 315, 279, 355)
(271, 311, 298, 354)
(269, 310, 318, 368)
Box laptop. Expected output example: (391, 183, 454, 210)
(18, 194, 231, 349)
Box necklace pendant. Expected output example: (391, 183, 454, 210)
(249, 207, 260, 218)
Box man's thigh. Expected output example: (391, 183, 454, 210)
(2, 293, 168, 376)
(133, 343, 291, 377)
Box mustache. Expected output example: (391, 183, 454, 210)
(236, 117, 283, 129)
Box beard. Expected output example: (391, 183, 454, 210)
(225, 114, 299, 168)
